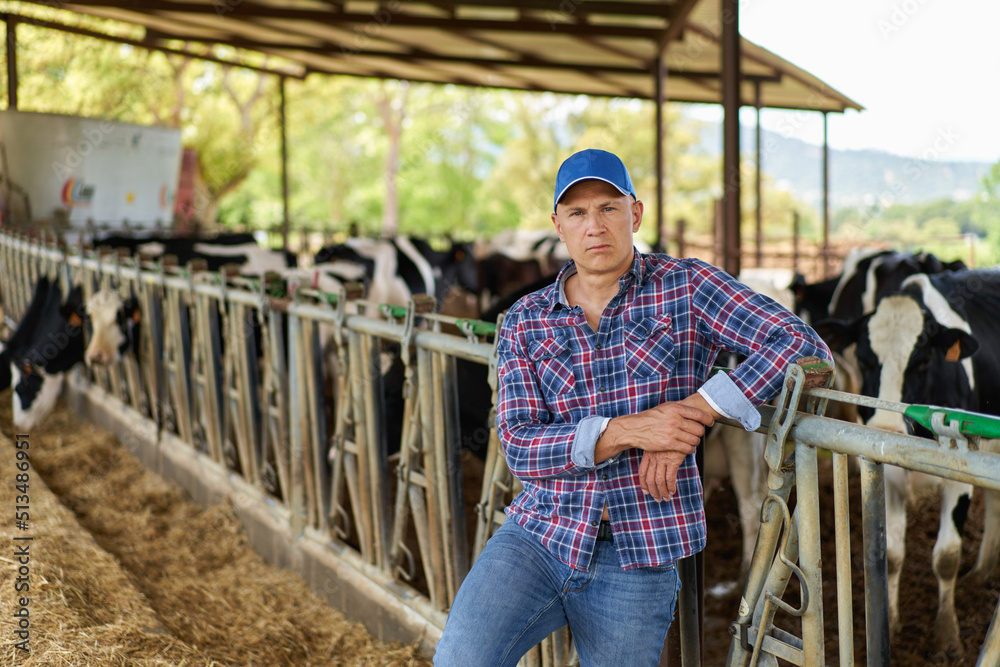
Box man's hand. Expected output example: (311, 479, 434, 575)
(638, 450, 688, 501)
(595, 393, 719, 499)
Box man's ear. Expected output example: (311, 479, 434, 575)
(631, 199, 643, 231)
(551, 211, 565, 242)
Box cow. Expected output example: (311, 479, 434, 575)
(90, 232, 297, 275)
(795, 248, 967, 326)
(2, 277, 87, 430)
(476, 252, 552, 312)
(82, 288, 143, 366)
(314, 236, 478, 311)
(818, 269, 1000, 657)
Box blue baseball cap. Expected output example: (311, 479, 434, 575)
(553, 149, 636, 212)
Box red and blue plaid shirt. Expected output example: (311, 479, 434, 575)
(496, 251, 831, 571)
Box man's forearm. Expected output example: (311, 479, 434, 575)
(594, 394, 720, 464)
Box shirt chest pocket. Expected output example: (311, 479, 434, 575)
(528, 336, 576, 396)
(624, 315, 678, 378)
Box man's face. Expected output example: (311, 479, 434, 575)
(551, 179, 643, 279)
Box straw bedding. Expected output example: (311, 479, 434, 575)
(0, 390, 430, 667)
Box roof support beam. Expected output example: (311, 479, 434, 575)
(147, 27, 783, 83)
(58, 0, 668, 38)
(5, 14, 18, 109)
(823, 111, 831, 277)
(416, 0, 679, 17)
(279, 75, 290, 251)
(653, 54, 666, 253)
(8, 12, 304, 77)
(655, 0, 700, 56)
(721, 0, 741, 277)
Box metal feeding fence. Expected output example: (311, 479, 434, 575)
(1, 231, 999, 666)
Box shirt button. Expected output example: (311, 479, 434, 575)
(602, 474, 608, 480)
(596, 344, 602, 350)
(599, 386, 605, 392)
(590, 521, 598, 527)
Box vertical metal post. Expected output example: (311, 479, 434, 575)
(288, 307, 305, 539)
(279, 76, 290, 252)
(822, 112, 831, 278)
(832, 452, 855, 667)
(795, 441, 825, 666)
(654, 55, 666, 253)
(754, 82, 763, 268)
(792, 211, 800, 274)
(5, 14, 17, 110)
(676, 217, 686, 259)
(721, 0, 741, 277)
(859, 457, 892, 666)
(979, 599, 1000, 667)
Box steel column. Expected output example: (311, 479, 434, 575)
(279, 76, 290, 252)
(822, 113, 831, 277)
(5, 14, 17, 110)
(654, 55, 666, 253)
(832, 452, 855, 667)
(721, 0, 741, 277)
(859, 457, 891, 666)
(754, 82, 762, 268)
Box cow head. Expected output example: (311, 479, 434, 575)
(440, 241, 480, 296)
(12, 362, 64, 430)
(10, 283, 86, 429)
(818, 293, 978, 436)
(85, 287, 141, 365)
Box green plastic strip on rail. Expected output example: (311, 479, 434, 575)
(382, 304, 408, 320)
(456, 319, 497, 337)
(904, 404, 1000, 440)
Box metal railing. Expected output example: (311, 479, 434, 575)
(723, 362, 1000, 667)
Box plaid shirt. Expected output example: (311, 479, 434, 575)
(496, 251, 831, 571)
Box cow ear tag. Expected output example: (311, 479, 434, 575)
(945, 339, 962, 362)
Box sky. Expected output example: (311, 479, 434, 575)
(690, 0, 1000, 164)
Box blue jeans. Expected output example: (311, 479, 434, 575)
(434, 520, 681, 667)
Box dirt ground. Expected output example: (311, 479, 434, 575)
(1, 388, 997, 666)
(0, 390, 431, 667)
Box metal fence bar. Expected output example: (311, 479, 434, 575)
(859, 457, 891, 666)
(831, 452, 854, 667)
(794, 439, 824, 667)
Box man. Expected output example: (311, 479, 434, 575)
(434, 149, 830, 666)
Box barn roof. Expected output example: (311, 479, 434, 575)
(14, 0, 863, 112)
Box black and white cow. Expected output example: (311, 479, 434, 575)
(819, 269, 1000, 656)
(314, 236, 478, 309)
(94, 232, 297, 275)
(1, 277, 87, 429)
(82, 288, 143, 366)
(796, 248, 967, 326)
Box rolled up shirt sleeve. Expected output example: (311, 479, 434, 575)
(698, 372, 760, 431)
(570, 415, 615, 469)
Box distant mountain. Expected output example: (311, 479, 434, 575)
(698, 124, 993, 209)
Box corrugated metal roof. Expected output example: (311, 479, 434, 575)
(17, 0, 863, 112)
